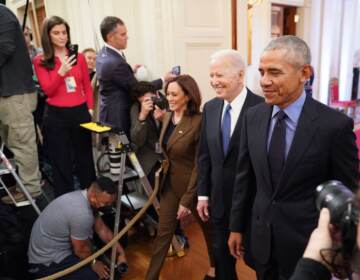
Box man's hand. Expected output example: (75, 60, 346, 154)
(163, 71, 176, 83)
(197, 200, 210, 222)
(303, 208, 332, 263)
(228, 232, 244, 259)
(92, 260, 110, 279)
(132, 64, 142, 73)
(177, 204, 191, 220)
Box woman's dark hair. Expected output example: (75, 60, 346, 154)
(40, 16, 71, 69)
(131, 81, 157, 100)
(100, 16, 124, 42)
(164, 74, 202, 115)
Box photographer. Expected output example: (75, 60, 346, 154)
(130, 81, 167, 178)
(291, 195, 360, 280)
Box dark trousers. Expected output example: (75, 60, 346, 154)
(211, 217, 237, 280)
(255, 258, 291, 280)
(29, 254, 97, 280)
(254, 232, 297, 280)
(43, 103, 96, 197)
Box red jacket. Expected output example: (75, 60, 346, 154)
(33, 53, 94, 109)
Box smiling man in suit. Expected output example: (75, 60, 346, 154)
(96, 16, 171, 135)
(197, 49, 263, 279)
(228, 35, 359, 280)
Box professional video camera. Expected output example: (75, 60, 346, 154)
(316, 180, 359, 278)
(151, 92, 169, 110)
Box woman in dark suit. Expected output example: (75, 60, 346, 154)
(145, 75, 215, 280)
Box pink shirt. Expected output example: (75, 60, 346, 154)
(33, 53, 94, 109)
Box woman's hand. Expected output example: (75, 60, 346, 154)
(303, 208, 333, 263)
(58, 54, 76, 77)
(88, 109, 94, 117)
(138, 97, 154, 121)
(177, 204, 191, 220)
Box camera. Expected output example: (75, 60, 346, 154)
(316, 180, 359, 259)
(151, 93, 169, 110)
(115, 262, 128, 279)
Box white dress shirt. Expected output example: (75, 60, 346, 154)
(198, 87, 248, 201)
(104, 43, 126, 59)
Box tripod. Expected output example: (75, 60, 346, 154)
(83, 122, 185, 279)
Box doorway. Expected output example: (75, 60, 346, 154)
(271, 4, 297, 38)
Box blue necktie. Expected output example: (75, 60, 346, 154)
(222, 104, 231, 154)
(268, 110, 287, 189)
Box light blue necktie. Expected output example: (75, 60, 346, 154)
(222, 104, 231, 154)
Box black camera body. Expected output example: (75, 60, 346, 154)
(316, 180, 359, 258)
(67, 44, 78, 65)
(151, 94, 168, 110)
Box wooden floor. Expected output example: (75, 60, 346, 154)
(123, 221, 256, 280)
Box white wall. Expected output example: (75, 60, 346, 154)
(8, 0, 358, 105)
(39, 0, 231, 103)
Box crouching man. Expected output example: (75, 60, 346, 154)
(28, 177, 127, 279)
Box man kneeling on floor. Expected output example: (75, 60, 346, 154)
(28, 177, 127, 279)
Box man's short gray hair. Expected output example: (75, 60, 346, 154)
(264, 35, 311, 67)
(210, 49, 245, 71)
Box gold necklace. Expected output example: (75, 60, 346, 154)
(172, 115, 181, 125)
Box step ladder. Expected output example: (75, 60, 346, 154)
(0, 142, 41, 215)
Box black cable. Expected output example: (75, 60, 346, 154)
(22, 0, 30, 31)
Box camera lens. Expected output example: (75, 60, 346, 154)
(316, 180, 355, 225)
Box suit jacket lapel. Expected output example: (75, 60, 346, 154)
(159, 112, 171, 155)
(214, 100, 225, 159)
(160, 113, 193, 152)
(226, 90, 253, 157)
(274, 96, 319, 197)
(259, 105, 273, 192)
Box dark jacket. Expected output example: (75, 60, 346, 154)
(290, 258, 331, 280)
(130, 102, 161, 175)
(96, 46, 162, 134)
(0, 4, 35, 97)
(197, 89, 264, 220)
(159, 112, 201, 209)
(230, 95, 359, 274)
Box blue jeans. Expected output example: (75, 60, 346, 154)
(29, 254, 98, 280)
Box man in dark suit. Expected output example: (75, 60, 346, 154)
(96, 16, 171, 135)
(197, 49, 263, 279)
(228, 35, 359, 280)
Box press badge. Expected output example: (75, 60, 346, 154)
(155, 142, 162, 154)
(65, 76, 77, 93)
